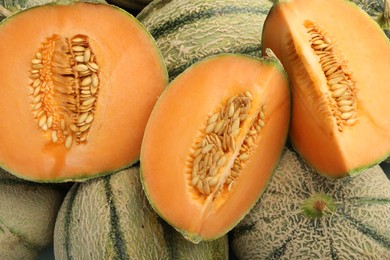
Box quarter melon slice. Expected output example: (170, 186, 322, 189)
(0, 2, 167, 182)
(140, 53, 290, 243)
(262, 0, 390, 177)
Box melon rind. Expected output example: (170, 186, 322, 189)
(231, 147, 390, 259)
(0, 169, 65, 260)
(137, 0, 273, 80)
(54, 166, 229, 259)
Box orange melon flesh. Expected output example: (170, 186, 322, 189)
(0, 3, 167, 181)
(141, 54, 290, 242)
(262, 0, 390, 177)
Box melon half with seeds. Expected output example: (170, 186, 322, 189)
(262, 0, 390, 177)
(140, 53, 290, 243)
(0, 2, 167, 182)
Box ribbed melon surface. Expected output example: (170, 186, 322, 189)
(137, 0, 273, 80)
(231, 148, 390, 259)
(0, 169, 65, 260)
(54, 166, 228, 259)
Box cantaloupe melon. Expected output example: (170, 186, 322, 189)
(54, 166, 229, 259)
(137, 0, 273, 80)
(0, 169, 65, 259)
(262, 0, 390, 177)
(231, 147, 390, 259)
(0, 2, 167, 182)
(141, 53, 290, 243)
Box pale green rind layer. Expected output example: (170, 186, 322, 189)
(0, 169, 65, 260)
(0, 2, 168, 183)
(290, 141, 390, 179)
(231, 148, 390, 259)
(140, 53, 290, 243)
(0, 158, 140, 184)
(54, 166, 228, 259)
(137, 0, 273, 80)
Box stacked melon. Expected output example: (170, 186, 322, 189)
(0, 0, 389, 259)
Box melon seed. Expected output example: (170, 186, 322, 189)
(29, 34, 100, 149)
(78, 112, 89, 124)
(306, 21, 358, 131)
(338, 106, 353, 113)
(51, 131, 58, 143)
(332, 87, 347, 98)
(208, 177, 219, 187)
(341, 112, 353, 120)
(191, 175, 200, 186)
(65, 135, 73, 149)
(338, 100, 353, 106)
(188, 92, 266, 197)
(81, 76, 92, 86)
(74, 64, 88, 72)
(75, 56, 84, 63)
(33, 79, 41, 88)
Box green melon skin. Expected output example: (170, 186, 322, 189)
(136, 0, 273, 81)
(0, 169, 66, 260)
(0, 0, 107, 20)
(230, 147, 390, 259)
(54, 166, 228, 259)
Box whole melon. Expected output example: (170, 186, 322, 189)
(231, 147, 390, 259)
(137, 0, 273, 80)
(54, 166, 228, 259)
(0, 169, 66, 260)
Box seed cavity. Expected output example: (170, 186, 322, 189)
(305, 21, 358, 132)
(187, 92, 266, 200)
(29, 34, 100, 149)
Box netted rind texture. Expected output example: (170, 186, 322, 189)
(54, 167, 228, 259)
(231, 148, 390, 259)
(137, 0, 273, 80)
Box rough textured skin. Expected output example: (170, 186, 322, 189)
(0, 0, 107, 21)
(54, 167, 228, 259)
(0, 169, 65, 260)
(137, 0, 273, 80)
(231, 148, 390, 259)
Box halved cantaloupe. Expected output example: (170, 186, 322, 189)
(140, 53, 290, 242)
(0, 2, 167, 182)
(262, 0, 390, 177)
